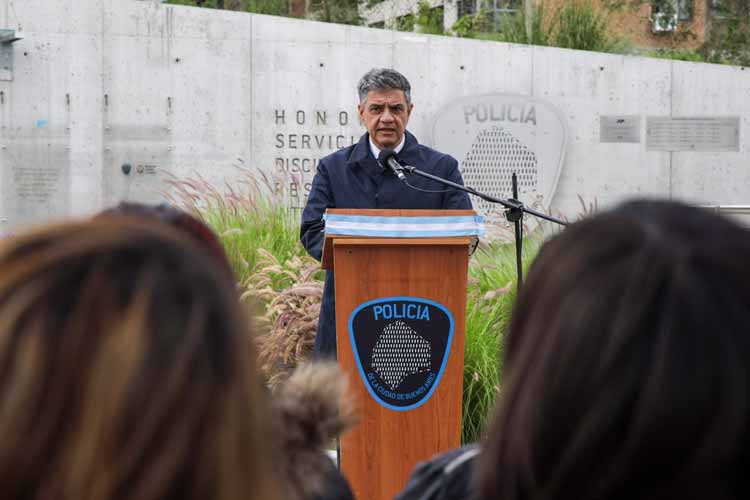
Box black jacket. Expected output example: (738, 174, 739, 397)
(394, 445, 481, 500)
(300, 131, 472, 357)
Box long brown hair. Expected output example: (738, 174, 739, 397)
(96, 202, 235, 281)
(479, 200, 750, 500)
(0, 218, 280, 500)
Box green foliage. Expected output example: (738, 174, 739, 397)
(308, 0, 362, 26)
(244, 0, 290, 16)
(451, 9, 494, 39)
(633, 0, 749, 66)
(166, 0, 289, 15)
(451, 9, 512, 42)
(163, 169, 304, 282)
(166, 0, 208, 6)
(641, 47, 705, 62)
(552, 0, 621, 52)
(165, 0, 361, 25)
(450, 12, 473, 38)
(452, 1, 628, 54)
(201, 205, 302, 283)
(703, 0, 750, 66)
(244, 249, 323, 387)
(461, 235, 546, 443)
(414, 2, 444, 35)
(651, 0, 677, 19)
(169, 169, 549, 442)
(493, 1, 550, 46)
(618, 0, 749, 66)
(396, 13, 416, 32)
(395, 2, 443, 34)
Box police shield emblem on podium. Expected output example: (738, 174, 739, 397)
(431, 94, 567, 229)
(348, 296, 454, 411)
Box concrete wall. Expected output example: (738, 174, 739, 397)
(0, 0, 748, 234)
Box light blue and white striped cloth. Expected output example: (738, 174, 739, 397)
(323, 213, 485, 238)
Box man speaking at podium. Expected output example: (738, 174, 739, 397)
(301, 67, 472, 358)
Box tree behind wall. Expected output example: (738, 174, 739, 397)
(452, 0, 628, 53)
(703, 0, 750, 66)
(307, 0, 362, 25)
(165, 0, 361, 24)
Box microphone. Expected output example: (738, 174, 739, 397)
(377, 149, 407, 182)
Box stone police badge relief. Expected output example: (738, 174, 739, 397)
(348, 297, 454, 411)
(431, 94, 567, 225)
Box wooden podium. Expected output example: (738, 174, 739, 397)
(322, 209, 475, 500)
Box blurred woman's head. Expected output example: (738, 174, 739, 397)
(97, 202, 235, 281)
(479, 200, 750, 500)
(0, 218, 278, 500)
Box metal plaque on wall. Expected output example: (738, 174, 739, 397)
(431, 94, 567, 225)
(646, 116, 740, 152)
(600, 115, 641, 143)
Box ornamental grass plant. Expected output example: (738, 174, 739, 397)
(163, 169, 305, 283)
(164, 169, 319, 384)
(243, 249, 323, 387)
(167, 168, 551, 441)
(462, 234, 545, 443)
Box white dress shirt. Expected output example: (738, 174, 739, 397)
(369, 134, 406, 162)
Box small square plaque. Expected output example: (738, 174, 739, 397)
(600, 115, 641, 143)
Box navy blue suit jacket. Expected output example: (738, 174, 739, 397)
(300, 131, 472, 357)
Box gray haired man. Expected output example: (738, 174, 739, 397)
(357, 68, 414, 153)
(300, 67, 472, 357)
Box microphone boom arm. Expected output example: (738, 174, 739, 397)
(400, 164, 567, 226)
(400, 162, 567, 293)
(378, 145, 567, 290)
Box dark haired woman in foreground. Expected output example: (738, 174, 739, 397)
(96, 201, 235, 280)
(94, 202, 357, 500)
(0, 219, 280, 500)
(478, 200, 750, 500)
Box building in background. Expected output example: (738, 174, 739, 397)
(359, 0, 734, 51)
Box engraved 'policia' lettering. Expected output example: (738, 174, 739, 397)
(463, 103, 537, 126)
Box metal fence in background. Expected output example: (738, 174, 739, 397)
(703, 205, 750, 228)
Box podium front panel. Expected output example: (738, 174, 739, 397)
(334, 237, 469, 500)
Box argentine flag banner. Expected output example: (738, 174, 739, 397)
(323, 213, 485, 238)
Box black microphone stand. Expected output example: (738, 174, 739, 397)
(509, 173, 524, 290)
(398, 164, 567, 293)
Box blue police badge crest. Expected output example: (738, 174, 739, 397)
(348, 296, 454, 411)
